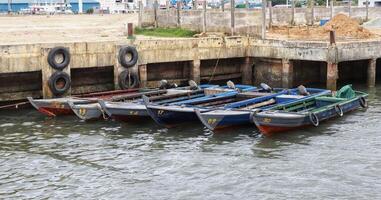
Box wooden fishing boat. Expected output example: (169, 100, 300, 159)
(196, 87, 331, 131)
(27, 89, 139, 117)
(144, 84, 258, 128)
(68, 89, 169, 121)
(98, 84, 219, 121)
(252, 85, 368, 136)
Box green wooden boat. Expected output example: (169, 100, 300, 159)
(252, 85, 368, 136)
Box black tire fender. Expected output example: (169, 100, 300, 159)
(48, 71, 71, 96)
(309, 112, 319, 127)
(335, 105, 344, 117)
(118, 70, 139, 89)
(47, 47, 70, 70)
(118, 46, 138, 68)
(359, 97, 367, 108)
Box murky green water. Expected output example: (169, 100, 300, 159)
(1, 85, 381, 199)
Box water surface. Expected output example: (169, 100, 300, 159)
(1, 85, 380, 199)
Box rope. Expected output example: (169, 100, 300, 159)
(97, 103, 109, 120)
(208, 37, 225, 84)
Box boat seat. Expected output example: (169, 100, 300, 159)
(237, 92, 270, 98)
(238, 98, 276, 110)
(315, 96, 346, 103)
(204, 88, 234, 96)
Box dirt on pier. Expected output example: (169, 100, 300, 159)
(268, 14, 377, 41)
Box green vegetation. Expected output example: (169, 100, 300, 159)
(134, 27, 198, 38)
(86, 8, 94, 14)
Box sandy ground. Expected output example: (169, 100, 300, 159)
(0, 14, 380, 45)
(0, 14, 139, 45)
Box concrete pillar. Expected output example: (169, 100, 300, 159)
(242, 57, 253, 85)
(139, 64, 148, 87)
(282, 59, 293, 88)
(367, 59, 376, 87)
(138, 0, 143, 28)
(203, 0, 207, 33)
(191, 59, 201, 84)
(166, 0, 170, 27)
(326, 62, 338, 91)
(269, 1, 273, 30)
(310, 0, 315, 25)
(177, 1, 181, 27)
(291, 0, 295, 25)
(221, 0, 225, 12)
(41, 47, 71, 98)
(261, 0, 266, 39)
(366, 0, 369, 21)
(348, 0, 351, 17)
(154, 0, 158, 28)
(230, 0, 235, 35)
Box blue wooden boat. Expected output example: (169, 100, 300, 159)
(196, 87, 331, 131)
(144, 84, 262, 128)
(252, 85, 368, 136)
(98, 84, 240, 122)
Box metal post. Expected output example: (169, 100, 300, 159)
(177, 1, 181, 27)
(269, 1, 273, 30)
(329, 30, 336, 45)
(154, 0, 158, 28)
(366, 0, 369, 21)
(230, 0, 235, 35)
(138, 0, 143, 28)
(261, 0, 266, 39)
(127, 23, 134, 38)
(291, 0, 295, 25)
(221, 0, 225, 12)
(330, 0, 333, 19)
(203, 0, 207, 33)
(348, 0, 351, 17)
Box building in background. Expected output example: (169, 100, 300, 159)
(98, 0, 136, 13)
(358, 0, 381, 7)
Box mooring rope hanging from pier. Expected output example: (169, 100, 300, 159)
(208, 37, 225, 84)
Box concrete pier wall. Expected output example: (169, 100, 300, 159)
(1, 36, 381, 102)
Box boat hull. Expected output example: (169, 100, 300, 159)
(69, 102, 103, 121)
(27, 97, 94, 117)
(99, 100, 149, 122)
(253, 97, 364, 136)
(196, 109, 252, 131)
(146, 105, 204, 128)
